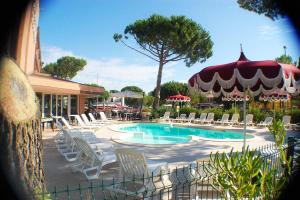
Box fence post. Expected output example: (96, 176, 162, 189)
(286, 136, 296, 174)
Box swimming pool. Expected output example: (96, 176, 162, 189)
(115, 123, 254, 145)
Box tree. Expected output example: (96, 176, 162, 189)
(101, 90, 110, 102)
(43, 56, 87, 80)
(121, 86, 144, 107)
(121, 86, 143, 93)
(110, 89, 119, 93)
(275, 55, 293, 64)
(84, 83, 100, 87)
(237, 0, 285, 20)
(114, 14, 213, 109)
(150, 81, 189, 103)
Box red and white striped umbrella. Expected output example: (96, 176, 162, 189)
(259, 91, 290, 102)
(188, 49, 300, 149)
(166, 93, 191, 102)
(188, 51, 300, 97)
(222, 89, 250, 101)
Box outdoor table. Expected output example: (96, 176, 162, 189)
(41, 117, 54, 131)
(69, 115, 77, 125)
(52, 116, 62, 129)
(124, 113, 133, 121)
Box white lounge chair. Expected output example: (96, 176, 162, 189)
(89, 113, 110, 124)
(203, 113, 214, 124)
(71, 137, 106, 180)
(239, 114, 254, 126)
(224, 113, 239, 125)
(182, 112, 196, 123)
(99, 111, 112, 122)
(257, 117, 273, 127)
(110, 148, 171, 198)
(74, 115, 103, 129)
(172, 113, 187, 123)
(214, 114, 230, 125)
(160, 111, 171, 122)
(283, 115, 291, 129)
(194, 113, 207, 124)
(81, 113, 106, 126)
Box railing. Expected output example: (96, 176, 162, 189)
(36, 137, 300, 200)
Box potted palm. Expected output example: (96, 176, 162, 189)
(141, 107, 151, 120)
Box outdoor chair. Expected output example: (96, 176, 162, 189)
(159, 111, 171, 122)
(71, 137, 106, 180)
(99, 111, 113, 122)
(182, 112, 196, 123)
(74, 115, 103, 129)
(283, 115, 291, 129)
(194, 113, 207, 124)
(223, 113, 239, 125)
(55, 123, 113, 162)
(257, 117, 273, 127)
(203, 113, 214, 124)
(81, 113, 106, 126)
(109, 148, 171, 198)
(172, 113, 187, 123)
(239, 114, 254, 126)
(214, 113, 229, 125)
(89, 113, 110, 124)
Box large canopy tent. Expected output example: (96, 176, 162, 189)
(110, 90, 144, 117)
(188, 48, 300, 149)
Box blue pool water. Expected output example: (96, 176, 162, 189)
(117, 123, 253, 144)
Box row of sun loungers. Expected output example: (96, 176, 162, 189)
(160, 112, 293, 128)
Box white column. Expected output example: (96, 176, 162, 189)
(121, 97, 125, 106)
(68, 95, 71, 117)
(41, 93, 44, 118)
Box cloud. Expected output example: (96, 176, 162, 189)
(42, 46, 74, 64)
(41, 46, 175, 92)
(258, 25, 281, 40)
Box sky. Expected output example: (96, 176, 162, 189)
(39, 0, 300, 93)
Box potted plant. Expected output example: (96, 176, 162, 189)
(141, 107, 151, 120)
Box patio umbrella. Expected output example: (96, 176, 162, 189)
(166, 93, 191, 117)
(222, 89, 250, 113)
(166, 93, 191, 107)
(188, 48, 300, 149)
(259, 90, 290, 120)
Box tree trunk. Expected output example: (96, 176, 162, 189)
(153, 60, 164, 109)
(0, 57, 44, 199)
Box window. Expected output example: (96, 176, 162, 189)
(62, 95, 68, 117)
(44, 94, 51, 117)
(70, 95, 77, 114)
(57, 95, 62, 116)
(36, 92, 42, 115)
(52, 95, 56, 116)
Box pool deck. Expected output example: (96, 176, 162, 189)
(43, 120, 299, 190)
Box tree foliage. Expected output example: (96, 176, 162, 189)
(114, 14, 213, 109)
(121, 86, 144, 107)
(121, 86, 143, 93)
(43, 56, 87, 80)
(275, 54, 293, 64)
(150, 81, 189, 102)
(84, 83, 100, 87)
(237, 0, 285, 20)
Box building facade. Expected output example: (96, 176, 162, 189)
(15, 0, 104, 118)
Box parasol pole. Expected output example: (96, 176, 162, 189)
(243, 89, 247, 151)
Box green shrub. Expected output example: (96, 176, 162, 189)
(201, 107, 224, 120)
(179, 107, 199, 117)
(151, 106, 167, 119)
(248, 107, 267, 123)
(291, 109, 300, 123)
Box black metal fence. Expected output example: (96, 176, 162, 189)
(36, 137, 300, 200)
